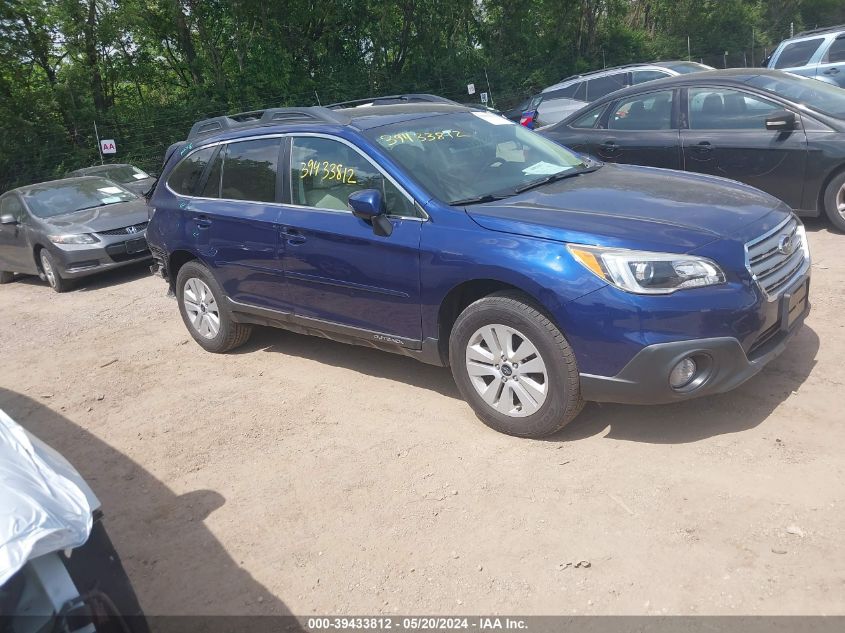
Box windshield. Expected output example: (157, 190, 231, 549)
(366, 111, 587, 204)
(95, 165, 151, 184)
(24, 178, 136, 218)
(746, 73, 845, 119)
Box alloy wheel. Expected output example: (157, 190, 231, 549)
(40, 251, 56, 288)
(182, 277, 220, 339)
(464, 323, 549, 418)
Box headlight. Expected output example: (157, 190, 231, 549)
(568, 245, 726, 294)
(48, 234, 98, 244)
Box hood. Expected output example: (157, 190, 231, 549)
(0, 409, 98, 586)
(39, 199, 148, 234)
(466, 164, 791, 252)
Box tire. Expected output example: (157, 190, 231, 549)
(822, 170, 845, 232)
(0, 271, 13, 284)
(39, 249, 71, 293)
(449, 291, 584, 438)
(175, 260, 252, 353)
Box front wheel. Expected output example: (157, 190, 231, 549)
(449, 291, 583, 438)
(823, 170, 845, 232)
(175, 260, 252, 353)
(39, 249, 71, 293)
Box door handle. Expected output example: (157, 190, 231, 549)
(193, 215, 212, 228)
(692, 141, 714, 153)
(823, 68, 840, 75)
(280, 226, 306, 245)
(601, 140, 619, 149)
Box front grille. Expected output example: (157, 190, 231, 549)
(97, 222, 148, 236)
(745, 216, 808, 300)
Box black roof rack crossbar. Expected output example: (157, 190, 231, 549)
(186, 107, 344, 141)
(794, 24, 845, 38)
(325, 93, 459, 109)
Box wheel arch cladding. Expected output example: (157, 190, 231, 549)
(168, 250, 198, 287)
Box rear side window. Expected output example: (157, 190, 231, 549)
(586, 73, 627, 100)
(774, 38, 825, 68)
(570, 105, 606, 129)
(632, 70, 670, 85)
(608, 90, 674, 130)
(824, 36, 845, 63)
(221, 138, 280, 202)
(168, 147, 215, 195)
(542, 83, 579, 101)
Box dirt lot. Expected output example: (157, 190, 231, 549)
(1, 218, 843, 616)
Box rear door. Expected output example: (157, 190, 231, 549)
(279, 134, 423, 343)
(816, 34, 845, 88)
(583, 89, 682, 169)
(178, 137, 288, 310)
(0, 194, 33, 273)
(680, 87, 808, 209)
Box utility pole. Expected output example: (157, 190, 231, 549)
(602, 47, 606, 68)
(790, 22, 794, 38)
(723, 51, 728, 68)
(751, 28, 755, 66)
(93, 120, 104, 165)
(687, 36, 691, 62)
(483, 68, 494, 109)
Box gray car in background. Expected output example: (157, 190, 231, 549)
(522, 61, 713, 128)
(67, 163, 155, 195)
(0, 177, 151, 292)
(766, 25, 845, 88)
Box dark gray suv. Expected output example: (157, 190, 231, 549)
(0, 177, 151, 292)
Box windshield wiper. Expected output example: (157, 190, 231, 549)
(449, 193, 512, 206)
(514, 164, 601, 194)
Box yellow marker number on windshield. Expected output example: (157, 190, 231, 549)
(379, 130, 469, 147)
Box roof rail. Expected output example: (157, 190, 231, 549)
(794, 24, 845, 37)
(186, 107, 343, 141)
(325, 93, 459, 109)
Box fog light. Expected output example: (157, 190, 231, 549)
(669, 357, 697, 389)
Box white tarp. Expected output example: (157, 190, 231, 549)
(0, 409, 98, 586)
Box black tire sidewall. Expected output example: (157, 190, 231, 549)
(823, 171, 845, 232)
(449, 297, 579, 438)
(175, 261, 237, 352)
(40, 250, 68, 293)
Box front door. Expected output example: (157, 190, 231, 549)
(681, 87, 808, 210)
(586, 89, 682, 169)
(280, 135, 423, 343)
(0, 194, 34, 273)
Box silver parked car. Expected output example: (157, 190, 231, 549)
(66, 163, 156, 196)
(766, 25, 845, 88)
(0, 177, 151, 292)
(521, 61, 713, 128)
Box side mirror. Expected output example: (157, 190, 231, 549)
(0, 214, 17, 225)
(348, 189, 392, 237)
(765, 111, 796, 132)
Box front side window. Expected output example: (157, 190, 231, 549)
(586, 73, 627, 100)
(0, 195, 25, 220)
(168, 146, 215, 196)
(366, 111, 586, 204)
(221, 138, 280, 202)
(608, 90, 674, 130)
(774, 38, 825, 68)
(570, 104, 606, 129)
(291, 137, 415, 217)
(823, 36, 845, 63)
(24, 178, 136, 218)
(688, 88, 781, 130)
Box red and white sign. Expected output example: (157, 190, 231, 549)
(100, 139, 117, 154)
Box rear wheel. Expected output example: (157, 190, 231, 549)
(175, 260, 252, 353)
(449, 291, 583, 438)
(0, 271, 13, 284)
(39, 250, 71, 293)
(822, 170, 845, 232)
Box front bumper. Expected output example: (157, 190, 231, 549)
(49, 232, 151, 279)
(581, 277, 810, 404)
(580, 286, 810, 405)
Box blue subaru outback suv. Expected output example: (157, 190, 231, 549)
(146, 99, 811, 438)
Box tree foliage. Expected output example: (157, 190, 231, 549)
(1, 0, 843, 190)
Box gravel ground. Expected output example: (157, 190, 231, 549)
(0, 217, 843, 616)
